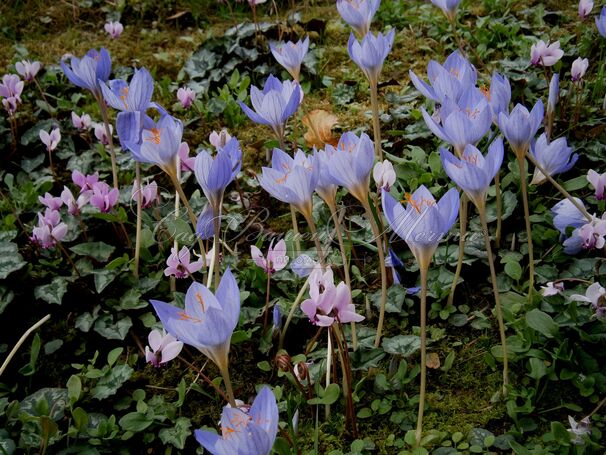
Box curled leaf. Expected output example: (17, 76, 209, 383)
(302, 109, 338, 148)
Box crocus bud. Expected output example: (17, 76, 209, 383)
(177, 87, 195, 109)
(579, 0, 594, 19)
(571, 57, 589, 82)
(373, 159, 396, 192)
(71, 112, 92, 130)
(104, 21, 124, 39)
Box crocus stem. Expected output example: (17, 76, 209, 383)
(494, 170, 503, 248)
(263, 269, 272, 332)
(369, 81, 383, 161)
(212, 202, 222, 290)
(304, 212, 325, 266)
(96, 96, 119, 189)
(516, 154, 534, 299)
(171, 158, 181, 293)
(525, 151, 592, 221)
(478, 205, 509, 396)
(279, 279, 309, 350)
(328, 199, 356, 350)
(449, 17, 464, 53)
(447, 195, 468, 308)
(219, 365, 237, 408)
(415, 259, 429, 448)
(134, 163, 143, 280)
(363, 200, 387, 348)
(33, 77, 53, 116)
(169, 174, 207, 262)
(0, 314, 50, 377)
(290, 206, 302, 257)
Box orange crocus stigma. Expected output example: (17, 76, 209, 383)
(145, 128, 162, 144)
(120, 87, 129, 109)
(195, 292, 206, 313)
(480, 85, 490, 101)
(177, 311, 202, 323)
(402, 192, 435, 213)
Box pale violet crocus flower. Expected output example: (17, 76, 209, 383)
(487, 72, 511, 124)
(71, 112, 91, 130)
(571, 57, 589, 82)
(239, 75, 301, 143)
(597, 7, 606, 37)
(440, 137, 504, 208)
(546, 74, 559, 138)
(313, 146, 338, 204)
(145, 329, 183, 367)
(529, 134, 577, 185)
(164, 246, 204, 278)
(587, 170, 606, 200)
(571, 282, 606, 320)
(132, 180, 159, 208)
(60, 48, 112, 97)
(15, 60, 41, 81)
(325, 131, 375, 203)
(498, 100, 544, 156)
(347, 30, 395, 86)
(530, 40, 564, 67)
(39, 127, 61, 152)
(291, 254, 318, 278)
(195, 386, 279, 455)
(270, 36, 310, 81)
(251, 239, 289, 274)
(177, 86, 195, 109)
(336, 0, 381, 36)
(104, 21, 124, 39)
(373, 159, 396, 192)
(430, 0, 463, 22)
(541, 281, 564, 296)
(100, 68, 153, 113)
(409, 50, 477, 103)
(551, 197, 587, 236)
(579, 0, 594, 19)
(258, 148, 319, 220)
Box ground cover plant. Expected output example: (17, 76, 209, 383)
(1, 0, 606, 453)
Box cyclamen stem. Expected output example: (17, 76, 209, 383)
(263, 269, 272, 332)
(478, 206, 509, 396)
(279, 279, 310, 351)
(448, 195, 468, 308)
(134, 163, 143, 280)
(524, 152, 592, 221)
(369, 81, 383, 161)
(331, 323, 358, 438)
(325, 328, 332, 420)
(516, 154, 535, 299)
(363, 200, 387, 348)
(415, 259, 430, 448)
(494, 170, 503, 248)
(33, 77, 53, 117)
(58, 242, 81, 278)
(96, 96, 119, 189)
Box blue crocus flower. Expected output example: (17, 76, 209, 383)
(547, 74, 559, 118)
(269, 36, 309, 81)
(422, 86, 492, 155)
(195, 386, 279, 455)
(60, 48, 112, 97)
(551, 198, 587, 237)
(336, 0, 381, 36)
(488, 72, 511, 124)
(197, 204, 218, 241)
(440, 137, 504, 208)
(348, 30, 395, 86)
(409, 50, 477, 103)
(123, 113, 183, 177)
(258, 148, 319, 219)
(596, 6, 606, 38)
(194, 137, 242, 209)
(313, 146, 338, 204)
(431, 0, 463, 21)
(100, 68, 154, 112)
(382, 186, 459, 267)
(529, 134, 577, 185)
(238, 75, 301, 141)
(324, 132, 375, 203)
(497, 100, 544, 156)
(150, 268, 240, 373)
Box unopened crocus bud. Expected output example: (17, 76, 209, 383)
(373, 159, 396, 192)
(579, 0, 594, 19)
(145, 329, 183, 367)
(93, 122, 112, 145)
(105, 21, 124, 39)
(71, 112, 92, 130)
(177, 87, 195, 109)
(39, 128, 61, 152)
(571, 57, 589, 82)
(15, 60, 41, 81)
(598, 7, 606, 37)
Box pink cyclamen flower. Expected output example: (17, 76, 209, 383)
(39, 127, 61, 152)
(209, 129, 232, 149)
(579, 0, 594, 19)
(177, 87, 195, 109)
(93, 122, 112, 145)
(587, 169, 606, 200)
(571, 57, 589, 82)
(571, 282, 606, 320)
(61, 186, 89, 216)
(90, 181, 119, 213)
(0, 74, 24, 101)
(104, 21, 124, 39)
(578, 217, 606, 249)
(71, 112, 92, 130)
(132, 180, 159, 208)
(72, 170, 99, 194)
(164, 246, 204, 278)
(39, 192, 63, 210)
(15, 60, 41, 81)
(2, 97, 18, 116)
(530, 40, 564, 67)
(145, 329, 183, 367)
(541, 281, 564, 296)
(31, 208, 68, 248)
(373, 160, 396, 192)
(178, 142, 195, 172)
(251, 239, 289, 274)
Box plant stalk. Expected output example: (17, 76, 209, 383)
(97, 97, 119, 189)
(415, 259, 429, 448)
(279, 279, 310, 350)
(516, 154, 535, 298)
(494, 170, 503, 248)
(134, 163, 143, 279)
(369, 81, 383, 161)
(447, 195, 468, 307)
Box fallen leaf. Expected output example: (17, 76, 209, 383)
(426, 352, 440, 369)
(302, 109, 339, 148)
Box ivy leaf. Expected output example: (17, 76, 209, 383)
(0, 242, 26, 279)
(34, 277, 68, 305)
(119, 289, 146, 310)
(70, 242, 115, 262)
(91, 364, 133, 400)
(93, 315, 132, 340)
(159, 417, 192, 449)
(382, 335, 421, 357)
(93, 269, 118, 294)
